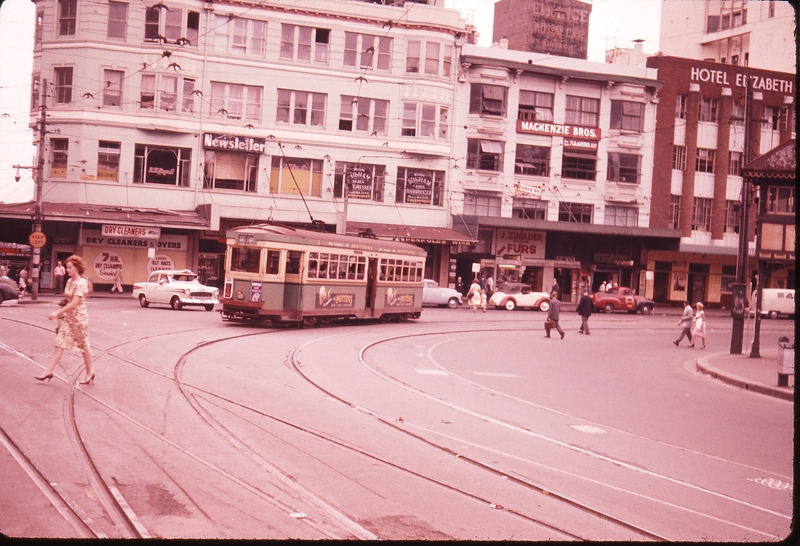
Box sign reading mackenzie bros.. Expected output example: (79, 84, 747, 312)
(516, 120, 601, 142)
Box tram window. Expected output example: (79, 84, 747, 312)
(266, 250, 280, 275)
(308, 252, 318, 278)
(402, 261, 409, 282)
(338, 259, 348, 280)
(318, 253, 329, 278)
(286, 251, 301, 274)
(231, 247, 260, 273)
(357, 257, 366, 280)
(379, 261, 387, 280)
(347, 256, 357, 280)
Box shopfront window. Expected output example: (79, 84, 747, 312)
(204, 151, 258, 192)
(395, 168, 443, 206)
(134, 144, 191, 186)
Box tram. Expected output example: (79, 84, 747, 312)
(220, 224, 426, 325)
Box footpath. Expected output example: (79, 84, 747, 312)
(10, 291, 795, 402)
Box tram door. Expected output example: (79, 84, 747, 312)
(283, 251, 303, 318)
(365, 258, 378, 315)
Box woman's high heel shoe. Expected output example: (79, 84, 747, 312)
(79, 373, 95, 385)
(34, 373, 54, 382)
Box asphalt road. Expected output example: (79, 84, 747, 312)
(0, 299, 794, 540)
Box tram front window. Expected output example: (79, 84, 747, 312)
(231, 247, 260, 273)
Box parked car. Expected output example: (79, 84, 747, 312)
(592, 287, 654, 315)
(489, 282, 551, 311)
(759, 288, 795, 319)
(133, 269, 219, 311)
(422, 279, 462, 308)
(0, 276, 19, 303)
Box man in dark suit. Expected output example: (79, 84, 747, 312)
(576, 289, 594, 335)
(545, 291, 564, 339)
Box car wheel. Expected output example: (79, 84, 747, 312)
(205, 304, 215, 311)
(138, 294, 149, 308)
(604, 303, 615, 314)
(504, 299, 516, 311)
(447, 297, 459, 309)
(768, 310, 779, 319)
(170, 297, 183, 310)
(640, 304, 653, 315)
(538, 300, 550, 312)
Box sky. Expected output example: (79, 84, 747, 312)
(0, 0, 661, 204)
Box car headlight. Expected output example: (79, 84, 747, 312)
(184, 288, 192, 296)
(212, 289, 219, 298)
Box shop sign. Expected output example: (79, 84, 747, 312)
(82, 228, 186, 251)
(516, 120, 601, 141)
(147, 254, 175, 274)
(346, 165, 373, 200)
(93, 250, 123, 279)
(563, 138, 598, 150)
(594, 253, 634, 266)
(492, 229, 546, 259)
(203, 133, 266, 154)
(515, 183, 543, 199)
(404, 170, 433, 204)
(690, 67, 793, 94)
(102, 225, 160, 239)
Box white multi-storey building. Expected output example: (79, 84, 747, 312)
(447, 43, 668, 300)
(6, 0, 475, 289)
(659, 0, 796, 72)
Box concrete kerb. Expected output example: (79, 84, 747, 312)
(696, 354, 794, 402)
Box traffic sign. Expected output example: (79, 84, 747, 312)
(28, 231, 46, 248)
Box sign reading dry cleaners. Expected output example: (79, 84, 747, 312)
(203, 133, 266, 154)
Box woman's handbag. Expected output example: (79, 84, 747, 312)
(58, 298, 69, 307)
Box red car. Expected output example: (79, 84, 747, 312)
(592, 287, 654, 315)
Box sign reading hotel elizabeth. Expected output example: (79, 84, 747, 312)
(203, 133, 266, 154)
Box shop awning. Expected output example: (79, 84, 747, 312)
(0, 201, 214, 230)
(346, 222, 477, 245)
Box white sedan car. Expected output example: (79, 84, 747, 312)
(489, 282, 551, 311)
(422, 279, 463, 308)
(133, 269, 219, 311)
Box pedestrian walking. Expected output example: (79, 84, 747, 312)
(485, 275, 494, 296)
(576, 289, 594, 334)
(35, 255, 95, 385)
(551, 277, 559, 295)
(688, 302, 706, 349)
(53, 260, 66, 294)
(544, 291, 564, 339)
(18, 267, 28, 296)
(480, 289, 488, 313)
(466, 278, 481, 312)
(673, 300, 694, 346)
(111, 266, 124, 293)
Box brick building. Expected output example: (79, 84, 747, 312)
(645, 56, 795, 307)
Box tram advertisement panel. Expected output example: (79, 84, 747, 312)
(385, 288, 415, 307)
(316, 286, 355, 308)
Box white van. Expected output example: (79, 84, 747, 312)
(760, 288, 795, 319)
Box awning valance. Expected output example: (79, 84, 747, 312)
(346, 222, 476, 245)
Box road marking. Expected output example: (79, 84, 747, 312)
(415, 369, 448, 375)
(473, 372, 522, 378)
(570, 424, 607, 434)
(747, 478, 792, 490)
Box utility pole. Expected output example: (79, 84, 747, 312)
(14, 80, 47, 301)
(729, 76, 751, 354)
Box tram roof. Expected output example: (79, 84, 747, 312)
(226, 224, 428, 257)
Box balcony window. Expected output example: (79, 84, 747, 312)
(561, 150, 597, 181)
(339, 96, 388, 135)
(401, 102, 448, 139)
(107, 1, 127, 39)
(610, 101, 644, 132)
(692, 197, 712, 231)
(464, 193, 501, 216)
(518, 90, 554, 122)
(145, 6, 199, 45)
(211, 82, 262, 121)
(203, 151, 258, 192)
(724, 200, 740, 233)
(102, 70, 123, 107)
(467, 139, 503, 171)
(280, 24, 329, 64)
(729, 151, 742, 176)
(514, 144, 549, 176)
(97, 141, 120, 181)
(675, 95, 687, 120)
(558, 202, 593, 223)
(276, 89, 325, 127)
(565, 95, 599, 127)
(699, 97, 718, 122)
(214, 16, 267, 56)
(134, 144, 191, 186)
(669, 195, 681, 229)
(344, 33, 392, 71)
(469, 84, 507, 116)
(269, 157, 323, 196)
(695, 148, 715, 173)
(672, 145, 687, 171)
(607, 153, 640, 183)
(58, 0, 77, 36)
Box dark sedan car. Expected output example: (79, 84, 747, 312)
(0, 276, 19, 303)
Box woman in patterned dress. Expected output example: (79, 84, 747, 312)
(35, 255, 95, 384)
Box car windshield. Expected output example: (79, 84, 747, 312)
(170, 274, 198, 283)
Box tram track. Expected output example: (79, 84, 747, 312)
(1, 313, 791, 539)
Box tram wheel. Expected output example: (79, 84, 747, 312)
(302, 317, 317, 328)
